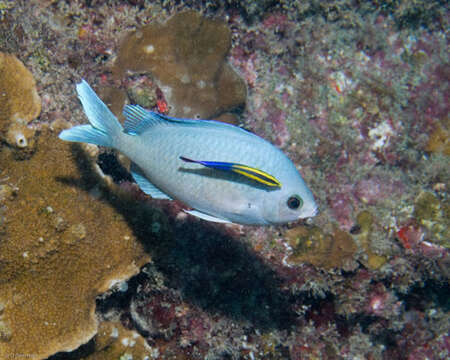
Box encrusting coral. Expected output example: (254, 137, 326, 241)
(0, 128, 150, 359)
(82, 321, 154, 360)
(0, 52, 40, 154)
(285, 225, 357, 269)
(114, 10, 247, 120)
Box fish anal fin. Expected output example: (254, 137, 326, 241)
(185, 209, 231, 224)
(130, 163, 172, 200)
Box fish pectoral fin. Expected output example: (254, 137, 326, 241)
(179, 156, 281, 187)
(184, 209, 232, 224)
(130, 163, 172, 200)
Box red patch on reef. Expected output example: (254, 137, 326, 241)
(396, 223, 424, 250)
(157, 99, 168, 114)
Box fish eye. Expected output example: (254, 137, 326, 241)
(287, 195, 303, 210)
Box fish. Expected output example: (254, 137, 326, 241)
(59, 80, 317, 225)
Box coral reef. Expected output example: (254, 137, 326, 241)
(0, 128, 150, 359)
(114, 10, 247, 119)
(0, 0, 448, 359)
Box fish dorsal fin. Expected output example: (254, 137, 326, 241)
(123, 105, 167, 135)
(184, 209, 232, 223)
(122, 105, 255, 136)
(130, 162, 172, 200)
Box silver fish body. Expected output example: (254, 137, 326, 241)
(59, 80, 317, 225)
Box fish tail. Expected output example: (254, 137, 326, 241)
(59, 80, 123, 147)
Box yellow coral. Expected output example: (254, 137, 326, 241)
(0, 129, 150, 359)
(0, 52, 41, 135)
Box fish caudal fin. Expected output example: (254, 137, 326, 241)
(59, 80, 123, 147)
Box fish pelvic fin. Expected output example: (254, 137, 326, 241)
(130, 163, 172, 200)
(179, 156, 282, 188)
(59, 80, 123, 147)
(185, 209, 232, 224)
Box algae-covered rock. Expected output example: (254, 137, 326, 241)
(114, 10, 246, 119)
(355, 211, 388, 270)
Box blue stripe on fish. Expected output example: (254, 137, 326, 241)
(179, 156, 282, 187)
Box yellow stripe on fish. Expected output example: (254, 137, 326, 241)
(180, 156, 281, 188)
(231, 165, 281, 187)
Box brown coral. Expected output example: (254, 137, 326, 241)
(0, 128, 150, 359)
(114, 10, 246, 119)
(0, 52, 41, 137)
(285, 225, 357, 269)
(0, 52, 40, 159)
(83, 321, 153, 359)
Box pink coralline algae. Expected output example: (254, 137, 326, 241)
(354, 175, 404, 205)
(266, 105, 291, 147)
(327, 191, 355, 231)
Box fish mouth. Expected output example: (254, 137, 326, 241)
(301, 205, 318, 219)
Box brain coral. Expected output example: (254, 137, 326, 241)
(114, 10, 246, 119)
(0, 128, 150, 359)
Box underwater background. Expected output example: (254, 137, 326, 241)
(0, 0, 448, 359)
